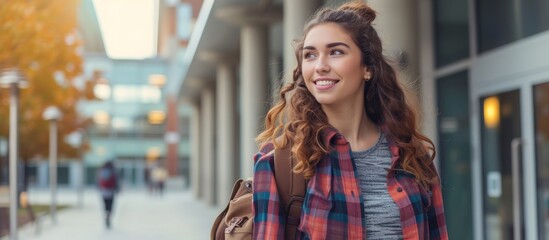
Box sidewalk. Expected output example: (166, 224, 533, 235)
(1, 184, 220, 240)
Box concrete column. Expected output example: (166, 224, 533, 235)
(417, 0, 438, 155)
(215, 62, 238, 205)
(240, 25, 269, 178)
(165, 96, 180, 176)
(189, 100, 202, 198)
(283, 0, 322, 82)
(216, 4, 281, 179)
(366, 0, 419, 77)
(200, 87, 216, 205)
(366, 1, 433, 136)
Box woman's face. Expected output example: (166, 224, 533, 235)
(301, 23, 370, 107)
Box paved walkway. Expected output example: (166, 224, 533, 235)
(1, 185, 220, 240)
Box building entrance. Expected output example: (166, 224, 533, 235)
(480, 89, 524, 240)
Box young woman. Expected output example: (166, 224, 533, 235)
(252, 1, 448, 239)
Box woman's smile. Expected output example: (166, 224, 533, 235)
(313, 77, 340, 90)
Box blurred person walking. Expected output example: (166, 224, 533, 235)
(145, 162, 154, 194)
(97, 161, 119, 229)
(151, 165, 168, 196)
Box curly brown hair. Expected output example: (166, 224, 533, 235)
(256, 1, 438, 187)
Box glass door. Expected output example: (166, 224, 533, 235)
(535, 82, 549, 239)
(480, 90, 524, 240)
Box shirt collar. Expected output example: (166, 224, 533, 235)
(321, 125, 400, 158)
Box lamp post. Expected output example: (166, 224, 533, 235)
(77, 128, 86, 209)
(65, 129, 84, 208)
(0, 67, 28, 240)
(43, 106, 61, 224)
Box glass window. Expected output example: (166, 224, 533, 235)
(476, 0, 516, 52)
(176, 3, 193, 40)
(25, 165, 38, 186)
(57, 165, 70, 185)
(534, 82, 549, 239)
(437, 71, 473, 240)
(113, 85, 137, 102)
(112, 117, 133, 130)
(434, 0, 470, 67)
(0, 143, 7, 184)
(141, 86, 161, 103)
(86, 167, 98, 185)
(477, 0, 549, 52)
(113, 85, 161, 103)
(480, 90, 523, 240)
(522, 0, 549, 37)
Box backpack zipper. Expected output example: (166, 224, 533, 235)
(225, 217, 249, 233)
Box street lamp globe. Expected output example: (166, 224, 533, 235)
(0, 67, 28, 88)
(43, 106, 62, 121)
(43, 105, 61, 224)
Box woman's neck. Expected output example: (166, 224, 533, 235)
(323, 104, 379, 151)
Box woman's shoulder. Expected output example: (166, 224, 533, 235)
(254, 135, 289, 163)
(254, 142, 276, 165)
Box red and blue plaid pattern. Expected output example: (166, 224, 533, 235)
(252, 127, 448, 239)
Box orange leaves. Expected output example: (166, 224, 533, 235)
(0, 0, 85, 161)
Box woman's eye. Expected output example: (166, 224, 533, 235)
(331, 49, 344, 55)
(303, 52, 316, 59)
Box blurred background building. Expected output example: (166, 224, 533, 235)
(12, 0, 199, 189)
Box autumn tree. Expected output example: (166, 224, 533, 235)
(0, 0, 86, 162)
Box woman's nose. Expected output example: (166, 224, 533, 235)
(315, 58, 330, 73)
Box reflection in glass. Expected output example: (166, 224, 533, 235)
(477, 0, 549, 52)
(480, 90, 523, 240)
(434, 0, 469, 67)
(534, 82, 549, 240)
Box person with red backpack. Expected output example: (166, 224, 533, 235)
(97, 161, 119, 229)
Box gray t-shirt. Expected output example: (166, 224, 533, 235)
(352, 133, 403, 240)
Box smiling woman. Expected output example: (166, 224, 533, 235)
(92, 0, 159, 59)
(252, 1, 448, 239)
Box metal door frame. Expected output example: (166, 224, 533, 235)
(470, 74, 548, 240)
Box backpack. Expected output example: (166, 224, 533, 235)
(211, 147, 306, 240)
(99, 168, 116, 189)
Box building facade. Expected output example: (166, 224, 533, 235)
(433, 0, 549, 239)
(172, 0, 549, 239)
(24, 0, 195, 189)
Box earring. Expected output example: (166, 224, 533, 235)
(364, 72, 371, 81)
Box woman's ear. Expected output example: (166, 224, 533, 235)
(363, 67, 372, 81)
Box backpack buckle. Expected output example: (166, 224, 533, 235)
(225, 217, 248, 233)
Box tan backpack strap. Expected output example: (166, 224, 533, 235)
(274, 147, 306, 240)
(211, 179, 244, 240)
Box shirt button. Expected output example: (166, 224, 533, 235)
(397, 187, 403, 192)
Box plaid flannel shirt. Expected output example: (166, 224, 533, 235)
(252, 127, 448, 239)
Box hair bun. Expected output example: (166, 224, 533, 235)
(338, 1, 376, 24)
